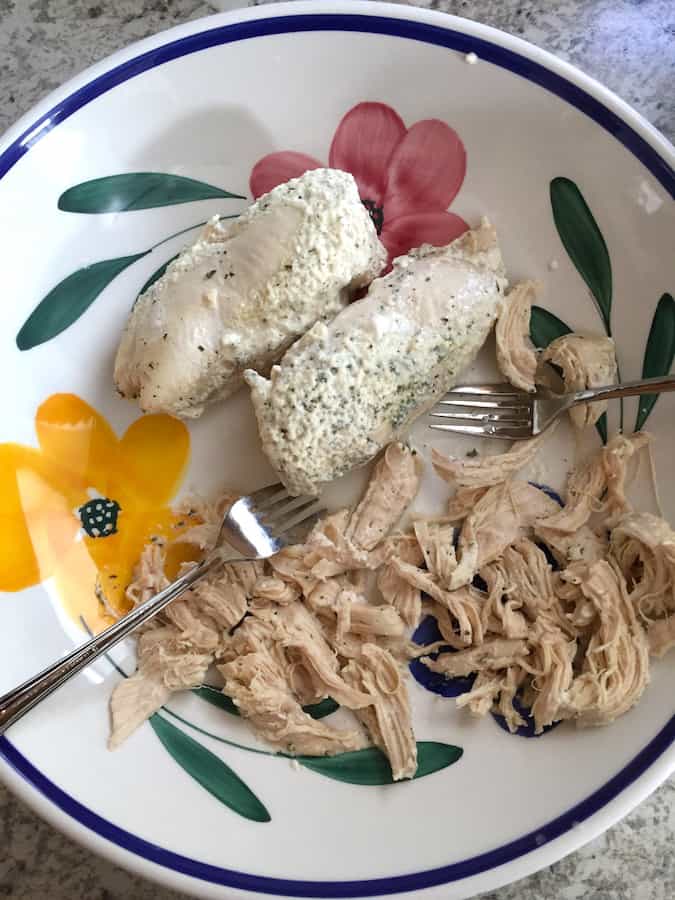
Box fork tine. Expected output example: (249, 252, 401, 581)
(437, 394, 532, 410)
(277, 510, 325, 546)
(430, 408, 531, 425)
(272, 500, 327, 536)
(260, 493, 317, 523)
(246, 482, 287, 507)
(429, 422, 534, 439)
(446, 383, 524, 395)
(252, 486, 292, 513)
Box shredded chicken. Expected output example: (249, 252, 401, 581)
(412, 518, 477, 591)
(422, 639, 530, 677)
(109, 671, 170, 750)
(432, 428, 554, 490)
(174, 493, 237, 550)
(219, 614, 367, 755)
(106, 191, 674, 776)
(458, 667, 527, 732)
(422, 599, 476, 651)
(125, 543, 169, 606)
(479, 562, 529, 639)
(253, 602, 373, 709)
(345, 443, 422, 550)
(390, 557, 483, 646)
(413, 520, 457, 584)
(376, 534, 424, 628)
(557, 561, 650, 726)
(251, 576, 300, 607)
(343, 644, 417, 780)
(609, 512, 675, 620)
(535, 523, 608, 567)
(495, 280, 539, 392)
(110, 425, 673, 776)
(647, 616, 675, 658)
(526, 620, 576, 733)
(417, 436, 670, 736)
(471, 479, 559, 566)
(446, 486, 490, 521)
(109, 624, 212, 749)
(538, 433, 650, 533)
(540, 333, 617, 430)
(269, 544, 320, 597)
(500, 539, 556, 617)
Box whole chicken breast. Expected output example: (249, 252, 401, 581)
(114, 169, 386, 417)
(246, 219, 507, 495)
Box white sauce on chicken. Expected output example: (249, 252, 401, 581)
(114, 168, 386, 417)
(246, 220, 507, 495)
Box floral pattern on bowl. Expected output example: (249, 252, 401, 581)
(0, 393, 191, 632)
(251, 101, 468, 266)
(5, 99, 674, 826)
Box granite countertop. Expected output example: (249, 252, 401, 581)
(0, 1, 673, 898)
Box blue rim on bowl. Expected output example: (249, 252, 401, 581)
(0, 8, 673, 898)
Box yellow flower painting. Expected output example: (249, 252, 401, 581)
(0, 393, 190, 632)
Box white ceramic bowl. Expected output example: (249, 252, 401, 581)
(0, 3, 673, 898)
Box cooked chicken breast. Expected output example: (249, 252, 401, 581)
(246, 219, 507, 495)
(432, 426, 555, 490)
(114, 168, 386, 417)
(495, 280, 540, 392)
(541, 333, 617, 430)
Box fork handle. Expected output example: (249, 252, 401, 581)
(571, 375, 675, 407)
(0, 554, 224, 735)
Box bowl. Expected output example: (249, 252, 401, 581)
(0, 3, 673, 898)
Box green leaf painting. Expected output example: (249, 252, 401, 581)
(530, 305, 572, 350)
(149, 714, 271, 822)
(16, 253, 148, 350)
(298, 742, 462, 785)
(193, 685, 240, 716)
(303, 697, 340, 720)
(17, 212, 239, 351)
(59, 173, 244, 213)
(635, 293, 675, 431)
(99, 636, 464, 819)
(595, 413, 608, 445)
(139, 253, 179, 296)
(195, 684, 339, 721)
(414, 741, 463, 778)
(550, 177, 613, 334)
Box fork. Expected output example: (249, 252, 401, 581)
(0, 484, 324, 734)
(429, 375, 675, 439)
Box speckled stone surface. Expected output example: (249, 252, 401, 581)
(0, 1, 673, 898)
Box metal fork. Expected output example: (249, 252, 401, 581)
(429, 375, 675, 439)
(0, 484, 324, 734)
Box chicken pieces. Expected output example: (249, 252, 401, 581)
(114, 169, 386, 417)
(108, 170, 673, 779)
(541, 333, 617, 430)
(495, 280, 539, 392)
(247, 218, 507, 495)
(110, 424, 674, 774)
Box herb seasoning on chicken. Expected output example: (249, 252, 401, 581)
(246, 219, 507, 495)
(114, 169, 386, 418)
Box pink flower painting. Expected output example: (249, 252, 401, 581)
(250, 102, 468, 266)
